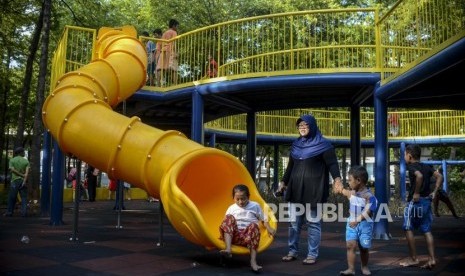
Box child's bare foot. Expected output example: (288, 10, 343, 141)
(399, 258, 419, 267)
(219, 250, 232, 259)
(339, 269, 355, 275)
(251, 262, 262, 273)
(361, 266, 371, 275)
(420, 259, 436, 270)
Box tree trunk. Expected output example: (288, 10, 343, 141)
(30, 0, 51, 200)
(14, 2, 44, 149)
(255, 147, 265, 185)
(449, 146, 456, 160)
(265, 153, 271, 192)
(0, 47, 13, 179)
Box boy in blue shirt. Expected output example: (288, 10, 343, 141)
(334, 165, 378, 276)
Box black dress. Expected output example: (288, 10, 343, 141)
(282, 148, 341, 207)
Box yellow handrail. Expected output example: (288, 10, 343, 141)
(50, 26, 96, 92)
(377, 0, 465, 83)
(50, 4, 464, 93)
(205, 109, 465, 140)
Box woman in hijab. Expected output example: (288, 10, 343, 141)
(277, 114, 342, 265)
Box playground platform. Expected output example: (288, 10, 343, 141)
(1, 199, 464, 275)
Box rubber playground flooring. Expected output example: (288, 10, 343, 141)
(1, 199, 464, 275)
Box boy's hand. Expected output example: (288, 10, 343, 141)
(349, 220, 358, 228)
(19, 181, 26, 190)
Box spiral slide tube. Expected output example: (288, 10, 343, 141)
(42, 26, 276, 254)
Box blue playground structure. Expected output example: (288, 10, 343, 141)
(43, 2, 465, 244)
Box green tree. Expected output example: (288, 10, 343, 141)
(28, 0, 51, 200)
(0, 0, 42, 176)
(15, 3, 44, 150)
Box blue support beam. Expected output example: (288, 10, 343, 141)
(50, 140, 64, 226)
(400, 142, 406, 202)
(208, 133, 216, 148)
(40, 131, 52, 216)
(350, 105, 361, 166)
(273, 144, 280, 190)
(373, 91, 390, 239)
(191, 89, 204, 143)
(246, 112, 256, 178)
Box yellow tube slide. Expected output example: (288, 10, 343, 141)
(42, 26, 276, 254)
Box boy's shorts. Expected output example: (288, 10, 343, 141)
(346, 218, 373, 249)
(402, 197, 432, 233)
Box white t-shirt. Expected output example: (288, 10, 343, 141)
(225, 201, 264, 230)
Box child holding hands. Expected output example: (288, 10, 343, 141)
(219, 184, 276, 273)
(334, 165, 378, 276)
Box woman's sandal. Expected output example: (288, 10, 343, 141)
(302, 257, 316, 265)
(281, 254, 297, 262)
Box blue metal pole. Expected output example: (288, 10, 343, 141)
(400, 142, 406, 202)
(191, 89, 204, 144)
(350, 105, 361, 166)
(273, 144, 279, 190)
(442, 159, 448, 192)
(208, 133, 216, 148)
(246, 112, 256, 178)
(403, 159, 465, 196)
(422, 160, 450, 192)
(373, 92, 390, 239)
(50, 140, 64, 225)
(40, 131, 52, 216)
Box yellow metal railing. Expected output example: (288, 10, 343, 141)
(51, 3, 465, 92)
(48, 5, 465, 141)
(50, 26, 96, 91)
(378, 0, 465, 83)
(206, 109, 465, 140)
(152, 8, 380, 90)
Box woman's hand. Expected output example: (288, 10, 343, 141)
(275, 181, 286, 197)
(333, 180, 343, 194)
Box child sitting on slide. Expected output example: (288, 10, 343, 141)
(219, 184, 276, 273)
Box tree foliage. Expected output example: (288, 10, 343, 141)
(431, 146, 465, 192)
(1, 0, 42, 175)
(0, 0, 455, 200)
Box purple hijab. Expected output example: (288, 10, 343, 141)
(291, 114, 333, 159)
